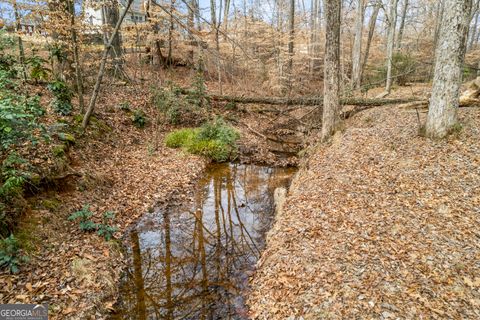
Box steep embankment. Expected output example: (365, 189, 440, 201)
(248, 106, 480, 319)
(0, 85, 206, 319)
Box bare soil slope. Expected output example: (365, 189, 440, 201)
(248, 106, 480, 319)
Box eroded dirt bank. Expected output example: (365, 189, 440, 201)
(0, 86, 206, 319)
(248, 106, 480, 319)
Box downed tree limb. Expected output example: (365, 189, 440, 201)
(208, 94, 421, 107)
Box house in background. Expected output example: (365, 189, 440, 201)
(85, 0, 147, 26)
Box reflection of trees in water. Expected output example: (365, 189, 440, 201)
(116, 164, 295, 319)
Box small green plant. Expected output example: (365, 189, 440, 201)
(26, 55, 49, 82)
(187, 71, 209, 108)
(96, 212, 118, 241)
(165, 118, 239, 162)
(68, 205, 97, 232)
(119, 102, 131, 111)
(0, 234, 29, 273)
(165, 128, 198, 148)
(132, 109, 147, 128)
(0, 153, 31, 201)
(69, 206, 118, 240)
(48, 80, 73, 115)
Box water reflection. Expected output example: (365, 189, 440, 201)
(114, 163, 296, 320)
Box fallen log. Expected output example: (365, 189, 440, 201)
(207, 94, 421, 107)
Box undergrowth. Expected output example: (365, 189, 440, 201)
(152, 73, 209, 125)
(165, 118, 239, 162)
(68, 205, 118, 241)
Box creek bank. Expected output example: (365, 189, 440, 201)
(0, 85, 208, 319)
(248, 106, 480, 319)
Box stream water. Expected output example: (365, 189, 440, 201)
(112, 163, 296, 320)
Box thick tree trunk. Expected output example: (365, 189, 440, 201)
(351, 0, 364, 90)
(361, 0, 381, 82)
(396, 0, 409, 50)
(432, 0, 445, 78)
(385, 0, 398, 94)
(426, 0, 472, 138)
(103, 4, 123, 59)
(322, 0, 341, 141)
(82, 0, 134, 129)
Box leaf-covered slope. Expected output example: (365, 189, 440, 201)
(248, 106, 480, 319)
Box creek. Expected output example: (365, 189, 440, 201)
(112, 163, 296, 319)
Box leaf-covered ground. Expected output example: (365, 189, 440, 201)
(248, 106, 480, 319)
(0, 86, 206, 319)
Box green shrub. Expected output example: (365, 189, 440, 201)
(0, 153, 31, 201)
(132, 109, 147, 128)
(48, 80, 73, 115)
(26, 55, 49, 82)
(68, 205, 97, 232)
(96, 212, 118, 241)
(69, 206, 118, 241)
(165, 128, 198, 148)
(165, 118, 239, 162)
(152, 77, 208, 125)
(0, 234, 29, 274)
(198, 118, 240, 146)
(364, 52, 417, 89)
(0, 31, 16, 78)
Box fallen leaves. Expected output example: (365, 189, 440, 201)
(0, 85, 206, 319)
(248, 105, 480, 319)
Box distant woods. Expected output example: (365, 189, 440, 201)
(1, 0, 480, 136)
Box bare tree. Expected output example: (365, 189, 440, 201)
(322, 0, 341, 141)
(385, 0, 398, 94)
(351, 0, 364, 90)
(287, 0, 295, 90)
(309, 0, 322, 75)
(396, 0, 409, 49)
(12, 0, 27, 82)
(68, 0, 85, 113)
(82, 0, 134, 129)
(361, 0, 381, 82)
(426, 0, 472, 138)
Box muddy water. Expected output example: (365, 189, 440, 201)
(113, 163, 296, 320)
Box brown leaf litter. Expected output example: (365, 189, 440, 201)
(0, 85, 206, 319)
(247, 106, 480, 319)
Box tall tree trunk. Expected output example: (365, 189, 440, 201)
(287, 0, 295, 90)
(82, 0, 134, 129)
(426, 0, 472, 139)
(103, 4, 123, 59)
(68, 0, 85, 113)
(396, 0, 409, 49)
(188, 0, 195, 63)
(223, 0, 231, 37)
(385, 0, 398, 93)
(361, 0, 381, 82)
(431, 0, 445, 78)
(167, 0, 175, 65)
(468, 0, 480, 50)
(469, 9, 479, 50)
(351, 0, 364, 90)
(322, 0, 341, 141)
(13, 0, 27, 82)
